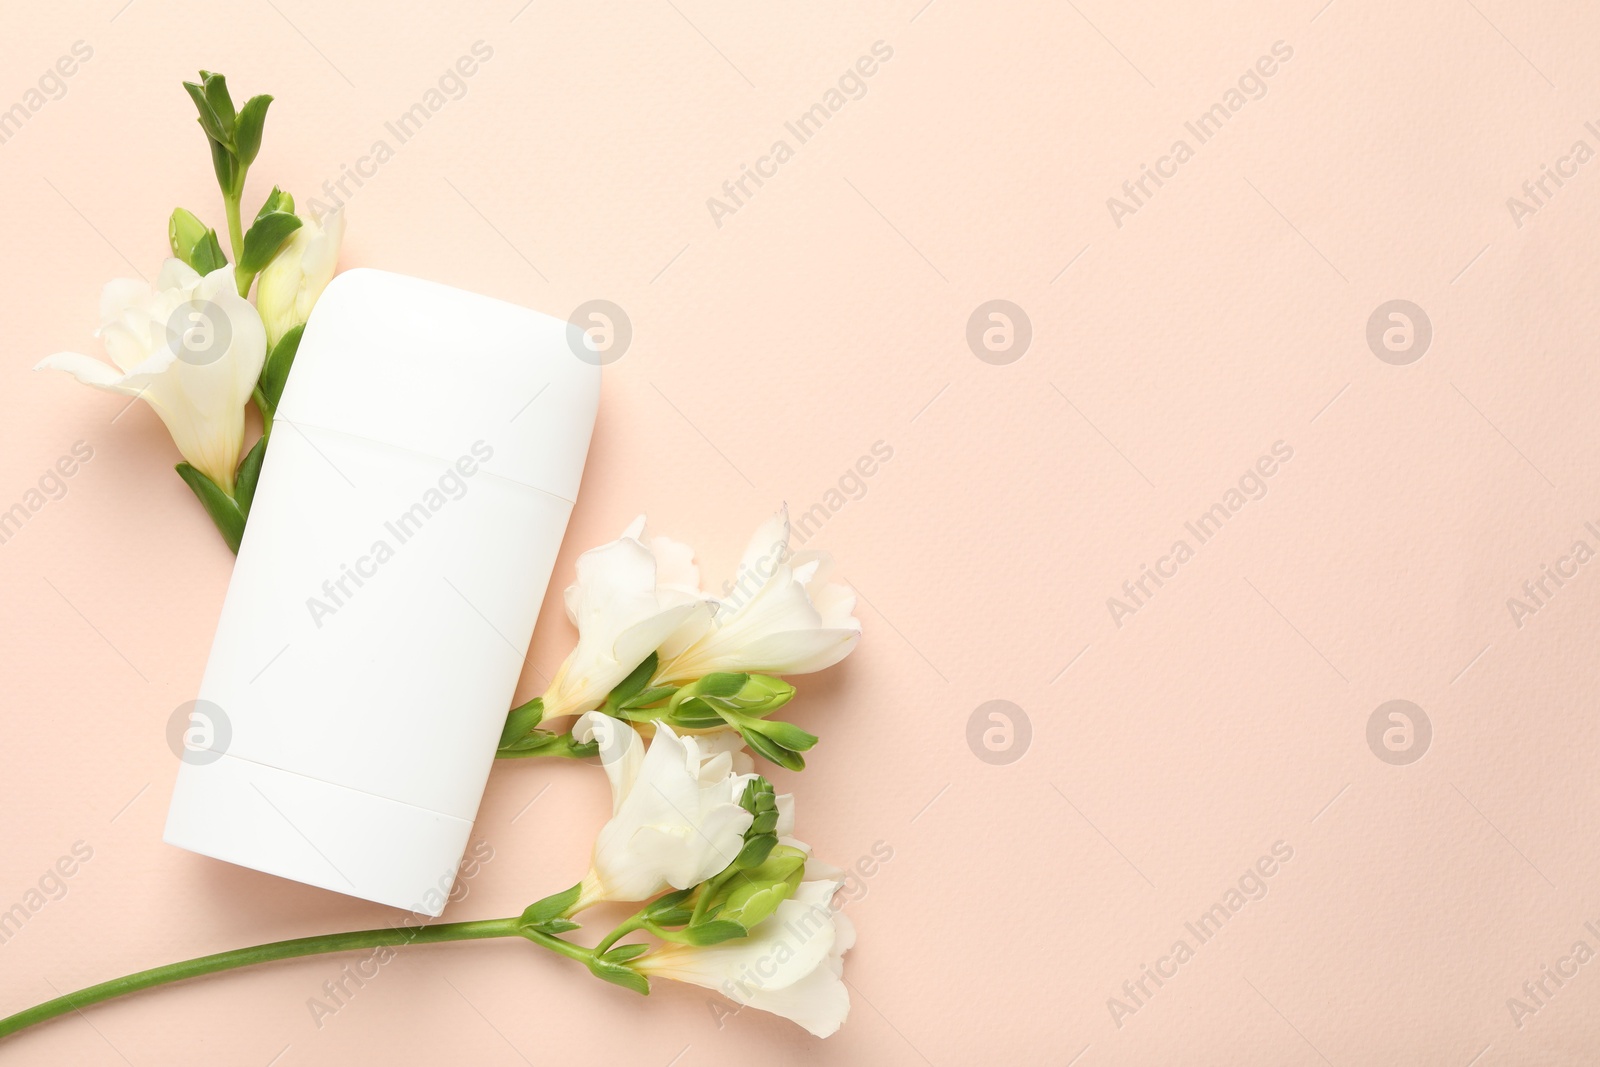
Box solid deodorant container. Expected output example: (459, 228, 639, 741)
(164, 268, 599, 915)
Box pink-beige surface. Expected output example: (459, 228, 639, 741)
(4, 1, 1600, 1064)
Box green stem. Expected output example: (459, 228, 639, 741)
(592, 915, 647, 957)
(519, 925, 596, 966)
(642, 923, 699, 946)
(688, 874, 725, 927)
(252, 388, 273, 441)
(495, 728, 597, 761)
(224, 185, 256, 297)
(224, 190, 244, 263)
(0, 917, 531, 1042)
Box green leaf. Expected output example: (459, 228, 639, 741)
(498, 696, 545, 748)
(684, 920, 747, 946)
(258, 323, 303, 416)
(528, 917, 581, 935)
(666, 697, 727, 730)
(234, 436, 267, 517)
(741, 727, 805, 771)
(169, 208, 228, 275)
(192, 229, 228, 274)
(496, 732, 550, 753)
(201, 72, 236, 137)
(520, 883, 581, 926)
(564, 736, 601, 759)
(256, 185, 293, 221)
(733, 834, 777, 869)
(644, 889, 694, 916)
(586, 959, 650, 995)
(233, 94, 272, 166)
(208, 135, 236, 195)
(183, 80, 227, 143)
(600, 943, 649, 964)
(604, 652, 658, 710)
(176, 463, 244, 554)
(751, 719, 818, 753)
(240, 211, 302, 274)
(620, 685, 677, 710)
(644, 890, 695, 927)
(696, 672, 749, 698)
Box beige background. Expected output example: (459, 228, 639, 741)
(4, 0, 1600, 1063)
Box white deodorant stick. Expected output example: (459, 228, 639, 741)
(164, 268, 599, 914)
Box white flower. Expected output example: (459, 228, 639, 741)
(542, 517, 712, 719)
(654, 507, 861, 684)
(570, 712, 791, 906)
(637, 860, 854, 1038)
(35, 260, 266, 493)
(256, 207, 343, 350)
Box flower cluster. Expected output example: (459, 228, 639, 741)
(523, 722, 857, 1035)
(489, 506, 862, 1035)
(36, 71, 342, 552)
(499, 507, 859, 771)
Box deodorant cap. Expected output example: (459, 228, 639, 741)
(163, 268, 599, 915)
(278, 268, 597, 501)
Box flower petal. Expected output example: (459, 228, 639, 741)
(693, 728, 754, 776)
(98, 278, 151, 325)
(739, 506, 792, 582)
(653, 508, 861, 681)
(44, 260, 267, 491)
(34, 351, 140, 394)
(640, 889, 838, 992)
(574, 712, 644, 814)
(586, 723, 754, 901)
(743, 948, 851, 1037)
(155, 257, 201, 293)
(726, 626, 861, 676)
(650, 534, 702, 604)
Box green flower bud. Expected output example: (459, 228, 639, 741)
(744, 718, 817, 753)
(169, 207, 207, 256)
(253, 186, 296, 228)
(168, 208, 228, 274)
(666, 673, 795, 729)
(715, 845, 807, 929)
(732, 674, 796, 715)
(199, 71, 236, 138)
(255, 207, 342, 350)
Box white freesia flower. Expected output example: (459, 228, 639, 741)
(256, 207, 343, 350)
(35, 260, 267, 493)
(542, 517, 712, 719)
(570, 712, 792, 906)
(637, 861, 854, 1038)
(655, 507, 862, 684)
